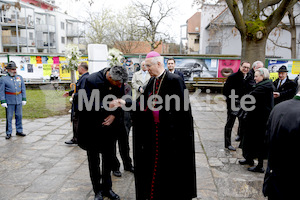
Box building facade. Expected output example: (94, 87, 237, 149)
(186, 12, 201, 54)
(0, 0, 86, 54)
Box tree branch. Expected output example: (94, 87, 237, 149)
(225, 0, 246, 34)
(268, 38, 291, 50)
(264, 0, 298, 34)
(259, 0, 281, 12)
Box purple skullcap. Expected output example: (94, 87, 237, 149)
(146, 51, 161, 58)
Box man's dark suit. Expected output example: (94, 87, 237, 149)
(273, 77, 296, 105)
(263, 96, 300, 199)
(69, 72, 89, 141)
(77, 68, 123, 194)
(173, 69, 185, 80)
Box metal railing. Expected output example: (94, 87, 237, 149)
(2, 36, 27, 46)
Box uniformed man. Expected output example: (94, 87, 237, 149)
(0, 61, 26, 139)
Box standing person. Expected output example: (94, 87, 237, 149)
(167, 58, 184, 80)
(111, 82, 134, 177)
(293, 72, 300, 94)
(273, 65, 296, 105)
(223, 61, 251, 151)
(263, 92, 300, 200)
(77, 66, 128, 200)
(239, 68, 274, 173)
(131, 61, 151, 100)
(0, 61, 26, 140)
(62, 62, 89, 145)
(119, 51, 196, 200)
(248, 60, 264, 80)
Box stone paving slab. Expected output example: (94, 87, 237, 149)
(0, 93, 267, 200)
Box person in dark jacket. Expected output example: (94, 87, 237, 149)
(77, 66, 128, 200)
(273, 65, 296, 105)
(239, 68, 274, 173)
(111, 83, 134, 177)
(63, 62, 89, 145)
(167, 58, 185, 80)
(223, 61, 252, 151)
(263, 92, 300, 200)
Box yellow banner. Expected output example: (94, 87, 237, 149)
(43, 64, 52, 76)
(269, 72, 278, 82)
(292, 61, 300, 75)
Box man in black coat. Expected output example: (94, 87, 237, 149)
(112, 51, 196, 200)
(223, 61, 253, 151)
(167, 57, 185, 80)
(63, 62, 89, 145)
(77, 66, 128, 200)
(263, 92, 300, 199)
(273, 65, 296, 105)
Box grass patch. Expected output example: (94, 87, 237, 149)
(0, 89, 71, 119)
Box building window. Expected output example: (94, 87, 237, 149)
(61, 22, 65, 30)
(29, 32, 33, 40)
(194, 39, 199, 44)
(61, 37, 65, 44)
(36, 18, 41, 24)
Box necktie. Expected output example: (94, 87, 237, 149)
(278, 80, 282, 89)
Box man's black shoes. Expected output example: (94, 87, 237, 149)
(5, 134, 11, 139)
(65, 139, 78, 145)
(112, 170, 122, 177)
(239, 159, 254, 166)
(124, 166, 134, 173)
(227, 145, 236, 151)
(94, 191, 103, 200)
(103, 190, 120, 200)
(248, 166, 265, 173)
(16, 132, 26, 137)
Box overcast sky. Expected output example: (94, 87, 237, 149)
(56, 0, 199, 44)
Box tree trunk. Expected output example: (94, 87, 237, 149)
(241, 35, 268, 65)
(291, 26, 297, 59)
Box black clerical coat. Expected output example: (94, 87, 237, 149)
(263, 96, 300, 199)
(77, 68, 123, 152)
(132, 71, 197, 200)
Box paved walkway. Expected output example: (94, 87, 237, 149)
(0, 93, 266, 200)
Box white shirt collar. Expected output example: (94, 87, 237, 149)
(156, 69, 165, 78)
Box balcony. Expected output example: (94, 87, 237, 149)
(2, 36, 27, 46)
(36, 24, 55, 32)
(66, 29, 84, 37)
(0, 17, 34, 29)
(36, 40, 56, 49)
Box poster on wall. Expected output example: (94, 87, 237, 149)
(122, 57, 141, 81)
(168, 58, 218, 81)
(0, 56, 8, 74)
(218, 59, 241, 78)
(267, 59, 299, 81)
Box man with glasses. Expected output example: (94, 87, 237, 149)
(223, 61, 252, 151)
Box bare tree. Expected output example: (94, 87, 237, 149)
(194, 0, 298, 64)
(268, 7, 300, 59)
(133, 0, 175, 50)
(111, 7, 144, 53)
(85, 8, 115, 45)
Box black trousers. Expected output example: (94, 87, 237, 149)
(224, 112, 242, 147)
(112, 112, 133, 171)
(72, 112, 79, 141)
(112, 126, 133, 171)
(87, 150, 113, 194)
